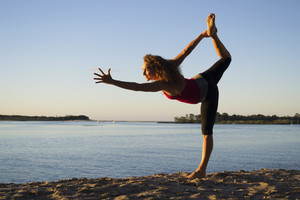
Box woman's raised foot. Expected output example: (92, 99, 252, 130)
(207, 13, 217, 36)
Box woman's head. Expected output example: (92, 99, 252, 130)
(143, 54, 183, 83)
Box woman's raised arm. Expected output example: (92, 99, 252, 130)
(172, 31, 208, 67)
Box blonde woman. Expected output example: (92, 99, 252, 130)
(94, 14, 231, 179)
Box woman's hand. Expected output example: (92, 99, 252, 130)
(201, 30, 210, 38)
(94, 68, 113, 84)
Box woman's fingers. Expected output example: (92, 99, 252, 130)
(94, 68, 112, 84)
(98, 68, 105, 75)
(94, 73, 102, 77)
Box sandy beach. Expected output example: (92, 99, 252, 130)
(0, 168, 299, 200)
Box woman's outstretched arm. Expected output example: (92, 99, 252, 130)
(94, 68, 167, 92)
(172, 31, 207, 67)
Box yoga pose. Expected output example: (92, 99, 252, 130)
(94, 14, 231, 179)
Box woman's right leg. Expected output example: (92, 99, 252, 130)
(211, 34, 231, 59)
(207, 13, 231, 59)
(201, 57, 231, 84)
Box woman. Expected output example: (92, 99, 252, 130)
(94, 13, 231, 179)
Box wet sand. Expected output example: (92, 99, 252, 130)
(1, 168, 299, 199)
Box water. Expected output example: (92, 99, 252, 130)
(0, 121, 299, 183)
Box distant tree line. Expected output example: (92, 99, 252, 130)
(0, 114, 90, 121)
(174, 113, 300, 124)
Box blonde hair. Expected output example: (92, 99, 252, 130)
(143, 54, 184, 84)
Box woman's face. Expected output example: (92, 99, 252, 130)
(142, 62, 157, 81)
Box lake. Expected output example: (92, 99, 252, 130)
(0, 121, 299, 183)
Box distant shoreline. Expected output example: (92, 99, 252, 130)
(1, 114, 299, 125)
(0, 114, 90, 121)
(174, 112, 300, 125)
(158, 121, 300, 125)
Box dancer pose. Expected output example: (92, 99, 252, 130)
(94, 14, 231, 179)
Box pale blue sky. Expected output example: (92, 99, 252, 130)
(1, 0, 300, 121)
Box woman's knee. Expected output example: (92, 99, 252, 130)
(201, 103, 218, 135)
(201, 123, 214, 135)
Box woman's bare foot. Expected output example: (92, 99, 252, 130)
(185, 170, 206, 179)
(207, 13, 217, 36)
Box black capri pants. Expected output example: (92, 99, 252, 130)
(200, 57, 231, 135)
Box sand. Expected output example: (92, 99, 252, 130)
(0, 169, 299, 200)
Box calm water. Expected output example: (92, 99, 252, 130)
(0, 121, 299, 183)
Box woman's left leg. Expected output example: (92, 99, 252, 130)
(198, 134, 213, 174)
(186, 77, 218, 179)
(186, 134, 213, 179)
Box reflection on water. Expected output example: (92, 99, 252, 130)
(0, 121, 299, 183)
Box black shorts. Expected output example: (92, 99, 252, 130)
(200, 57, 231, 135)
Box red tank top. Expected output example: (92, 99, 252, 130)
(163, 78, 201, 104)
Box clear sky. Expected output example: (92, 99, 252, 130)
(1, 0, 300, 121)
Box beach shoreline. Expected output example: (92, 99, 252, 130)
(0, 168, 299, 199)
